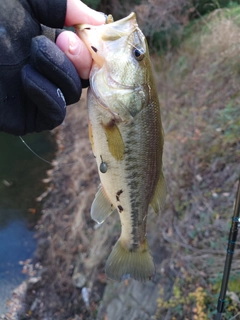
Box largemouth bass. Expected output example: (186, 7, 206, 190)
(76, 12, 166, 281)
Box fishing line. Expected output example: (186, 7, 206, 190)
(19, 136, 53, 165)
(19, 136, 85, 167)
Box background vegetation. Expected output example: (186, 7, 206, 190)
(154, 4, 240, 318)
(87, 0, 240, 52)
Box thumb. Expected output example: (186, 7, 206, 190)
(56, 31, 92, 79)
(65, 0, 106, 26)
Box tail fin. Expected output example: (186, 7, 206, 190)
(105, 239, 155, 281)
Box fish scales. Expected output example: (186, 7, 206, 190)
(76, 12, 166, 281)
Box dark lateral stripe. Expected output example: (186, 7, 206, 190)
(123, 125, 143, 248)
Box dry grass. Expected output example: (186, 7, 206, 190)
(154, 7, 240, 318)
(101, 0, 193, 51)
(134, 0, 191, 36)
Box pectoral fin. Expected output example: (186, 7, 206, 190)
(91, 186, 117, 224)
(150, 170, 166, 214)
(102, 122, 124, 161)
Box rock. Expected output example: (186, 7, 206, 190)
(72, 273, 87, 289)
(97, 279, 160, 320)
(3, 281, 27, 320)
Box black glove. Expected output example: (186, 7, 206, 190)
(0, 0, 85, 135)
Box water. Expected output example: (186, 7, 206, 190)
(0, 132, 56, 313)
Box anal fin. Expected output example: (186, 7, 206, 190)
(150, 170, 166, 214)
(91, 185, 117, 224)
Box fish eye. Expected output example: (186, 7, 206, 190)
(133, 47, 145, 61)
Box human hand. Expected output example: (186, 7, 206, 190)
(0, 0, 105, 135)
(56, 0, 106, 80)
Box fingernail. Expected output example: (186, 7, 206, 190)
(97, 12, 109, 24)
(69, 35, 80, 55)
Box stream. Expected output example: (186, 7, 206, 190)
(0, 132, 56, 314)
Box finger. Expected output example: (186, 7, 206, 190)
(65, 0, 106, 26)
(56, 31, 92, 80)
(31, 35, 82, 104)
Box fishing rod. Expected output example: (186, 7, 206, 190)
(216, 176, 240, 320)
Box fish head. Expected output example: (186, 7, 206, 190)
(75, 12, 150, 87)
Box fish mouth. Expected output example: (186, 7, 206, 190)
(75, 12, 139, 67)
(76, 12, 137, 33)
(100, 12, 138, 41)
